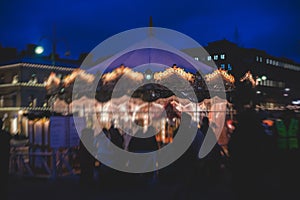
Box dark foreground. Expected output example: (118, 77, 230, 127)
(6, 165, 290, 200)
(7, 173, 233, 200)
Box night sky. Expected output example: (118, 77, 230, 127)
(0, 0, 299, 63)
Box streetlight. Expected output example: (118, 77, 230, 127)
(261, 75, 267, 81)
(145, 69, 153, 81)
(292, 100, 300, 105)
(35, 46, 44, 55)
(35, 25, 70, 66)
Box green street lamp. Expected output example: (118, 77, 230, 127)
(34, 25, 70, 66)
(34, 46, 44, 55)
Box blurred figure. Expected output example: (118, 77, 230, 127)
(229, 82, 272, 200)
(122, 128, 132, 151)
(167, 112, 199, 200)
(102, 128, 110, 139)
(79, 128, 96, 187)
(198, 117, 223, 189)
(109, 124, 123, 149)
(200, 116, 209, 134)
(128, 126, 158, 153)
(0, 119, 11, 200)
(128, 126, 158, 184)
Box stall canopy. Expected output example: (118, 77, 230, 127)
(87, 37, 213, 74)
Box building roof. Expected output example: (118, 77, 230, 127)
(0, 57, 79, 70)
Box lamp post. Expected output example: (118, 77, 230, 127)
(35, 25, 70, 66)
(35, 46, 44, 55)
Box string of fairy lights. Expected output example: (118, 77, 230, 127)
(45, 65, 244, 87)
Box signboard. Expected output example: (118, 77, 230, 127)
(49, 116, 67, 148)
(69, 116, 86, 147)
(50, 116, 86, 148)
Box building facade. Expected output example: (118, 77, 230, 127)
(183, 39, 300, 109)
(0, 59, 77, 135)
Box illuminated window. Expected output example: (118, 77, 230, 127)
(213, 55, 218, 60)
(12, 74, 19, 84)
(279, 82, 285, 88)
(194, 57, 199, 61)
(220, 54, 225, 59)
(207, 56, 212, 61)
(260, 57, 262, 62)
(256, 56, 259, 62)
(11, 117, 18, 134)
(271, 60, 275, 65)
(220, 64, 225, 69)
(266, 59, 269, 64)
(227, 64, 232, 70)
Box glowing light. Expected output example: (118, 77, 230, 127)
(11, 117, 18, 134)
(205, 69, 235, 83)
(256, 91, 261, 94)
(102, 65, 144, 83)
(154, 66, 194, 82)
(35, 46, 44, 55)
(263, 119, 274, 127)
(63, 69, 95, 86)
(226, 120, 235, 130)
(146, 74, 152, 80)
(292, 100, 300, 105)
(283, 93, 288, 97)
(284, 88, 290, 92)
(261, 75, 267, 81)
(45, 72, 60, 88)
(240, 71, 256, 87)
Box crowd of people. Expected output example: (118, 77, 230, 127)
(1, 83, 299, 200)
(77, 82, 300, 199)
(78, 113, 229, 197)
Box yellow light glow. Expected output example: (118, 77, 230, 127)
(205, 69, 235, 83)
(240, 71, 256, 87)
(154, 66, 194, 82)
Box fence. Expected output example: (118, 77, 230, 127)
(9, 145, 80, 179)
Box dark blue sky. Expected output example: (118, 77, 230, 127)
(1, 0, 300, 62)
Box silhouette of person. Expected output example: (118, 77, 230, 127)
(79, 128, 96, 187)
(200, 116, 209, 134)
(128, 126, 158, 153)
(0, 119, 11, 200)
(128, 126, 159, 184)
(229, 82, 270, 200)
(167, 112, 199, 200)
(198, 116, 222, 189)
(109, 124, 123, 149)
